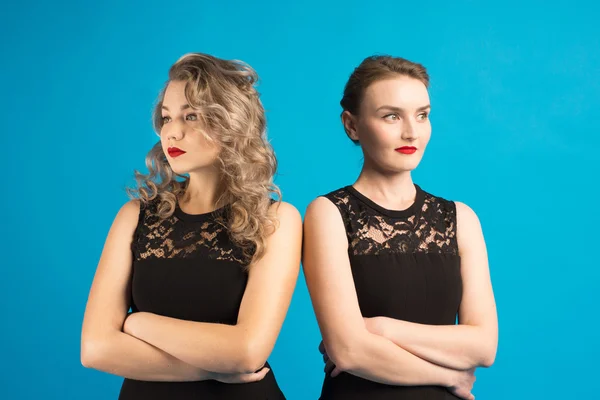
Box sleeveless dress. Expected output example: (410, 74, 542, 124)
(118, 198, 285, 399)
(319, 184, 462, 400)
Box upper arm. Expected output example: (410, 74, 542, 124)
(455, 202, 498, 341)
(81, 200, 140, 347)
(302, 197, 367, 365)
(235, 201, 302, 364)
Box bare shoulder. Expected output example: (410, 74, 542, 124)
(267, 201, 300, 236)
(454, 201, 485, 253)
(104, 199, 142, 238)
(454, 201, 482, 230)
(304, 196, 340, 224)
(119, 199, 142, 218)
(303, 196, 347, 252)
(114, 199, 142, 226)
(265, 201, 302, 240)
(270, 200, 301, 222)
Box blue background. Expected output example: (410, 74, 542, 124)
(1, 0, 599, 398)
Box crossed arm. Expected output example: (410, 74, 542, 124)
(302, 197, 497, 397)
(81, 200, 302, 380)
(363, 202, 498, 370)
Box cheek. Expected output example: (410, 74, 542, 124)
(189, 132, 221, 160)
(361, 120, 396, 148)
(159, 136, 168, 151)
(196, 133, 219, 152)
(419, 124, 432, 146)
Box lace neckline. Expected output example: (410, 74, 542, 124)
(345, 184, 425, 219)
(173, 202, 229, 222)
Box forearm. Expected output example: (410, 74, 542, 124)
(338, 332, 458, 387)
(81, 331, 211, 382)
(126, 313, 252, 374)
(374, 318, 496, 369)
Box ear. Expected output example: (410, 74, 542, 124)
(341, 111, 359, 142)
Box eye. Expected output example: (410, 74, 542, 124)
(417, 112, 429, 121)
(161, 116, 171, 124)
(383, 114, 399, 121)
(186, 113, 198, 121)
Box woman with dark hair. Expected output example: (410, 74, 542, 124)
(303, 55, 498, 400)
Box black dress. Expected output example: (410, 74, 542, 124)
(319, 184, 463, 400)
(118, 198, 285, 400)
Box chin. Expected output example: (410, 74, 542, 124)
(398, 157, 423, 171)
(393, 166, 418, 174)
(380, 158, 421, 174)
(171, 168, 189, 175)
(403, 161, 421, 171)
(166, 162, 188, 175)
(173, 162, 220, 175)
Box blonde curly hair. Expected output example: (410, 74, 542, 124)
(128, 53, 281, 265)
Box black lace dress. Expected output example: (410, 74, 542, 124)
(118, 198, 285, 400)
(319, 184, 462, 400)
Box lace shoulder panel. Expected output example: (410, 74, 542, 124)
(131, 198, 247, 265)
(323, 186, 458, 256)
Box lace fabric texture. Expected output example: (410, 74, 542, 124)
(325, 187, 458, 256)
(131, 199, 247, 264)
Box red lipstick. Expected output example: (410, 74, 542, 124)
(395, 146, 417, 154)
(168, 147, 186, 158)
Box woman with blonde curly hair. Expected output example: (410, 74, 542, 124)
(81, 53, 301, 399)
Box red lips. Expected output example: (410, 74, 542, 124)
(395, 146, 417, 154)
(167, 147, 186, 158)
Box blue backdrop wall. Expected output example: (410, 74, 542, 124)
(1, 0, 598, 398)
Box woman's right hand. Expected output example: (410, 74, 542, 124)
(210, 367, 271, 384)
(448, 368, 476, 400)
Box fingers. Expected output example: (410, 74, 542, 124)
(324, 360, 343, 378)
(324, 360, 335, 375)
(255, 367, 270, 380)
(322, 352, 329, 363)
(318, 340, 325, 354)
(331, 366, 342, 378)
(463, 390, 475, 400)
(243, 367, 270, 383)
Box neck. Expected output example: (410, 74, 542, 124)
(354, 159, 417, 207)
(179, 165, 224, 214)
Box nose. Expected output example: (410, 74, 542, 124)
(400, 119, 418, 141)
(163, 121, 185, 142)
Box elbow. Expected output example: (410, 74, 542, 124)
(329, 352, 356, 373)
(324, 337, 363, 373)
(81, 333, 117, 369)
(81, 338, 105, 369)
(477, 337, 498, 368)
(480, 346, 497, 368)
(237, 353, 268, 375)
(235, 341, 271, 374)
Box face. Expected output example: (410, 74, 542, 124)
(344, 76, 431, 173)
(160, 80, 221, 175)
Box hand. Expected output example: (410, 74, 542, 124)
(319, 340, 342, 378)
(448, 368, 476, 400)
(210, 367, 271, 384)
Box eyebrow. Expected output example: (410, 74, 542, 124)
(161, 104, 192, 111)
(376, 104, 431, 112)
